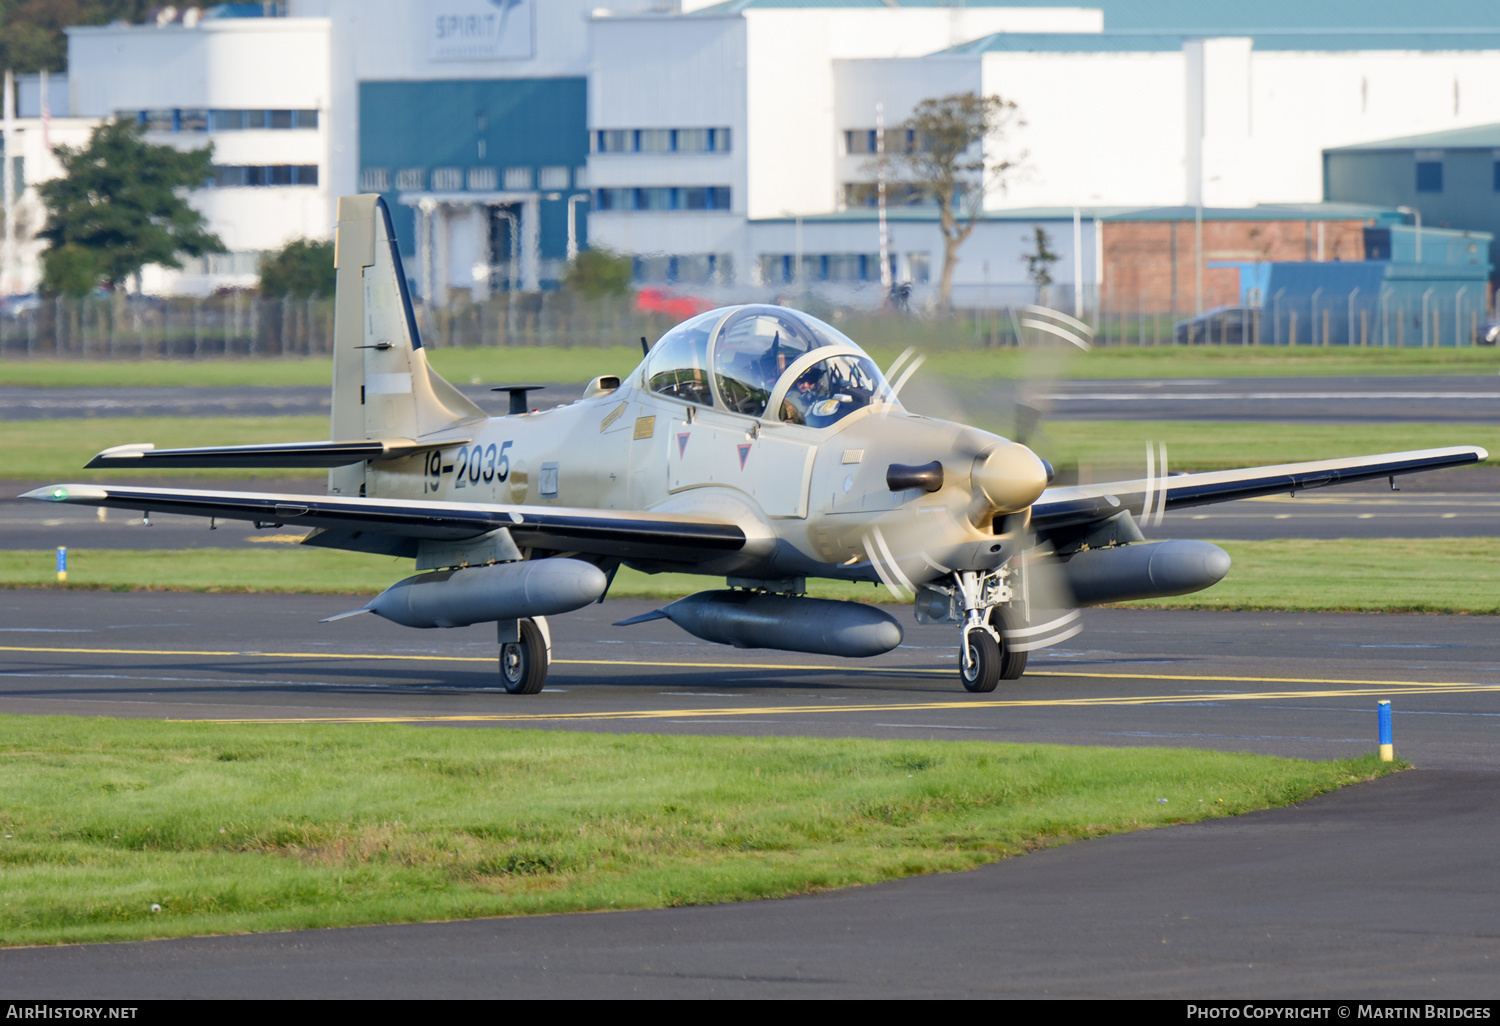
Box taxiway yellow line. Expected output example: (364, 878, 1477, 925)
(208, 684, 1500, 725)
(3, 644, 1496, 694)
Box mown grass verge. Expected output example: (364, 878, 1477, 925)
(1024, 421, 1499, 473)
(1120, 537, 1500, 614)
(2, 344, 1495, 390)
(0, 415, 328, 480)
(0, 716, 1398, 946)
(6, 415, 1495, 483)
(2, 538, 1496, 614)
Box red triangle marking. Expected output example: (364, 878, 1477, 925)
(737, 443, 752, 470)
(677, 432, 690, 457)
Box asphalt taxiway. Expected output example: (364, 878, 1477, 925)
(4, 374, 1496, 422)
(4, 484, 1498, 550)
(2, 591, 1497, 768)
(2, 591, 1500, 996)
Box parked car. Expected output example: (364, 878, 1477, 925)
(0, 293, 39, 319)
(1475, 319, 1500, 346)
(1174, 305, 1260, 345)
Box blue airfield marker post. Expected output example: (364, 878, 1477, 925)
(1378, 700, 1393, 762)
(55, 546, 67, 583)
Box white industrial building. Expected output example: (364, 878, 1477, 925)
(586, 9, 1500, 306)
(4, 1, 1500, 303)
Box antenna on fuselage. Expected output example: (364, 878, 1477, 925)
(640, 336, 650, 357)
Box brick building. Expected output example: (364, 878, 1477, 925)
(1099, 205, 1382, 315)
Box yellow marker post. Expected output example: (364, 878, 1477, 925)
(1378, 700, 1394, 762)
(55, 546, 67, 583)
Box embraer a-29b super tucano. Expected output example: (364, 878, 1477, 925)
(26, 196, 1489, 693)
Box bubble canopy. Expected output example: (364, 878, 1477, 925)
(639, 305, 897, 426)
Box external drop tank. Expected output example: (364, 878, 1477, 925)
(620, 590, 904, 658)
(365, 558, 608, 628)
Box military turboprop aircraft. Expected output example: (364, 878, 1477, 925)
(25, 196, 1489, 694)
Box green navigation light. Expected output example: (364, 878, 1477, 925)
(51, 488, 67, 500)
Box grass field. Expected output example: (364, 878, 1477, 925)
(3, 538, 1496, 614)
(1, 343, 1496, 390)
(1031, 420, 1499, 473)
(0, 716, 1396, 947)
(5, 414, 1493, 483)
(0, 415, 327, 480)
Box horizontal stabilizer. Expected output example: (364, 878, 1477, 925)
(613, 609, 669, 627)
(84, 437, 470, 470)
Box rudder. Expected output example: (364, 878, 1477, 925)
(328, 195, 484, 497)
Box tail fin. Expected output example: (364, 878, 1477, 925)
(328, 195, 485, 496)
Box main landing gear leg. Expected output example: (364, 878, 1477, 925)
(954, 569, 1026, 693)
(499, 616, 550, 695)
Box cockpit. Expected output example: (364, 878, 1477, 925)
(638, 305, 899, 428)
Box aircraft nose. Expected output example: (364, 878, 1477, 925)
(971, 442, 1050, 514)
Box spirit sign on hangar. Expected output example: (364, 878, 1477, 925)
(427, 0, 534, 61)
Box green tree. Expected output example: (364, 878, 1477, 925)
(562, 246, 634, 299)
(38, 119, 222, 293)
(39, 244, 101, 298)
(886, 92, 1023, 310)
(1021, 225, 1059, 302)
(259, 238, 336, 298)
(0, 1, 151, 73)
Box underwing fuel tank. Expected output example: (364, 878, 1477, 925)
(1059, 540, 1231, 606)
(646, 591, 903, 658)
(369, 558, 608, 628)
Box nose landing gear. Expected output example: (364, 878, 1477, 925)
(954, 569, 1030, 693)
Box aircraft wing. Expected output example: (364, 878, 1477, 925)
(1031, 445, 1489, 534)
(21, 484, 746, 564)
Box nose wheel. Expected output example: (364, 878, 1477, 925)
(500, 617, 549, 694)
(960, 628, 1002, 693)
(958, 617, 1027, 693)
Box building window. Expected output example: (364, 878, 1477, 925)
(361, 168, 391, 192)
(843, 129, 922, 156)
(126, 109, 319, 132)
(593, 127, 732, 154)
(638, 129, 673, 153)
(633, 253, 733, 284)
(843, 182, 940, 207)
(596, 129, 631, 153)
(593, 186, 731, 212)
(431, 167, 463, 191)
(538, 166, 570, 190)
(467, 167, 497, 191)
(396, 167, 425, 191)
(502, 166, 533, 190)
(1416, 160, 1444, 193)
(209, 165, 318, 187)
(757, 252, 888, 285)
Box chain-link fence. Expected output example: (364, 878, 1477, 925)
(0, 287, 1492, 359)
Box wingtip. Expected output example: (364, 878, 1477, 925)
(19, 484, 109, 502)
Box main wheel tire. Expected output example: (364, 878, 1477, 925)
(500, 617, 548, 695)
(989, 608, 1029, 680)
(960, 629, 1002, 693)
